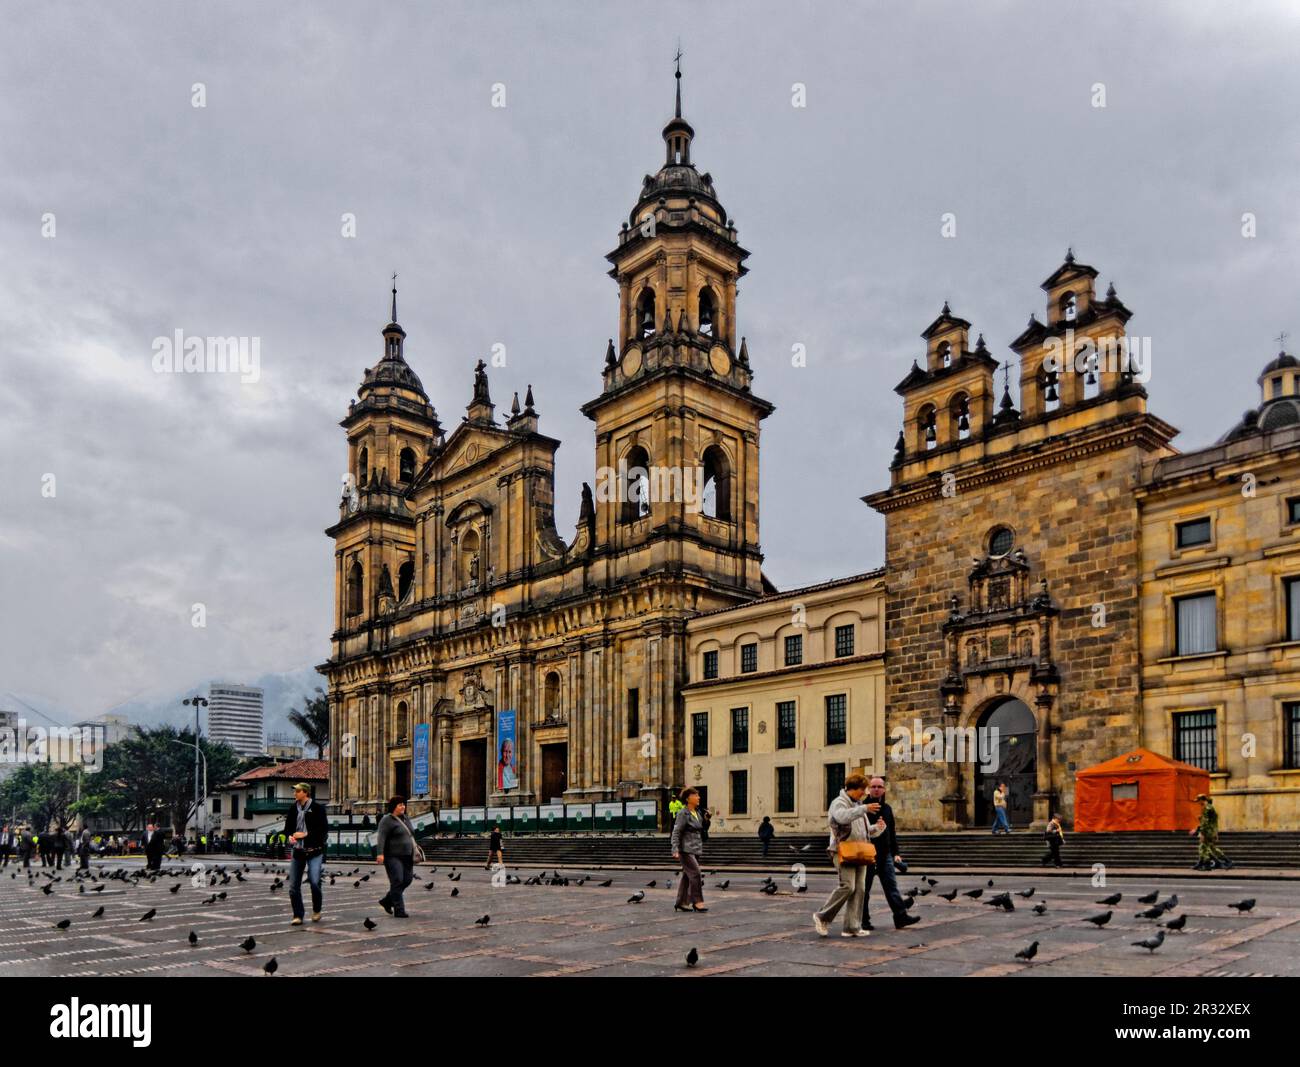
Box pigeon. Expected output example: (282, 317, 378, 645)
(1084, 911, 1113, 927)
(761, 883, 778, 895)
(474, 915, 490, 927)
(139, 909, 156, 922)
(449, 873, 461, 882)
(188, 930, 198, 945)
(915, 888, 931, 897)
(1132, 929, 1165, 953)
(1163, 913, 1187, 932)
(451, 888, 459, 897)
(686, 947, 699, 967)
(646, 880, 657, 888)
(354, 881, 361, 888)
(263, 956, 279, 975)
(984, 892, 1012, 907)
(91, 905, 105, 918)
(1015, 940, 1039, 962)
(56, 919, 71, 931)
(940, 889, 959, 902)
(170, 884, 181, 894)
(1032, 903, 1048, 916)
(796, 885, 808, 894)
(963, 888, 983, 899)
(1159, 894, 1179, 913)
(598, 879, 613, 888)
(363, 917, 378, 930)
(1096, 893, 1122, 906)
(1017, 888, 1035, 899)
(627, 891, 645, 904)
(987, 879, 995, 888)
(924, 877, 939, 887)
(1228, 899, 1256, 913)
(1135, 907, 1165, 920)
(41, 884, 53, 896)
(92, 885, 104, 893)
(1137, 889, 1159, 905)
(241, 937, 257, 953)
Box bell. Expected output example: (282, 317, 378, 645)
(925, 421, 937, 444)
(1085, 362, 1097, 386)
(958, 409, 970, 433)
(1045, 376, 1059, 403)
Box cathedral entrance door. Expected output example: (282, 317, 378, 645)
(459, 740, 486, 806)
(974, 698, 1037, 827)
(541, 743, 568, 803)
(393, 759, 410, 800)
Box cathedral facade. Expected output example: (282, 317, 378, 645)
(321, 76, 772, 818)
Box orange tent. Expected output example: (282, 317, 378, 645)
(1074, 748, 1210, 832)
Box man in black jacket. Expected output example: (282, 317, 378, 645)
(860, 777, 920, 931)
(141, 822, 165, 871)
(283, 783, 328, 925)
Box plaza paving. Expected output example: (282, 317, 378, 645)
(1, 858, 1297, 977)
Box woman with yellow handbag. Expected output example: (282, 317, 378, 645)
(813, 773, 885, 938)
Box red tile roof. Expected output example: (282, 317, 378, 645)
(229, 758, 329, 784)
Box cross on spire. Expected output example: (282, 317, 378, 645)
(1276, 330, 1289, 352)
(391, 272, 398, 323)
(674, 41, 683, 118)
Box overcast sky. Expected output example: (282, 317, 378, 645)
(2, 0, 1298, 720)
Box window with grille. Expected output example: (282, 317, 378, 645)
(776, 767, 795, 813)
(784, 634, 803, 666)
(1176, 517, 1212, 549)
(730, 707, 749, 754)
(825, 694, 847, 745)
(1286, 703, 1300, 770)
(834, 624, 855, 658)
(691, 712, 709, 757)
(702, 649, 718, 680)
(776, 701, 796, 749)
(1289, 498, 1300, 526)
(730, 770, 748, 815)
(824, 764, 846, 809)
(1173, 710, 1217, 772)
(1174, 593, 1217, 656)
(740, 643, 758, 673)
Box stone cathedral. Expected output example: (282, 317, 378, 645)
(322, 72, 773, 818)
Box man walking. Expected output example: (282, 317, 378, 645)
(141, 822, 165, 872)
(757, 815, 775, 857)
(1041, 812, 1065, 867)
(991, 781, 1011, 834)
(861, 777, 920, 932)
(0, 824, 13, 868)
(485, 824, 504, 870)
(284, 782, 328, 925)
(1192, 794, 1231, 870)
(78, 827, 92, 871)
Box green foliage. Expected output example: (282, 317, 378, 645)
(0, 762, 80, 830)
(287, 686, 330, 757)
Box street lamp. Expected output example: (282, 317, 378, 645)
(170, 740, 208, 834)
(182, 697, 208, 840)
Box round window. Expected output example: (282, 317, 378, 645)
(989, 526, 1014, 556)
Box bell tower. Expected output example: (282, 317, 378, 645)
(581, 60, 773, 596)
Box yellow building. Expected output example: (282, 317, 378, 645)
(681, 572, 886, 833)
(1136, 350, 1300, 829)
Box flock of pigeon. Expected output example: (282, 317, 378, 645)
(9, 860, 1263, 974)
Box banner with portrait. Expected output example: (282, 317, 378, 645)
(495, 708, 518, 792)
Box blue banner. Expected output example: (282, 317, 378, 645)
(495, 709, 518, 792)
(413, 722, 430, 796)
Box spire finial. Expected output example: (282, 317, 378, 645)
(1065, 247, 1075, 264)
(674, 41, 683, 119)
(1276, 330, 1290, 353)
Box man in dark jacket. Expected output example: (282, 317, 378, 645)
(283, 783, 328, 925)
(141, 822, 165, 871)
(860, 777, 920, 931)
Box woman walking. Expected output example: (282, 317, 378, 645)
(671, 787, 710, 913)
(376, 796, 422, 919)
(814, 773, 885, 938)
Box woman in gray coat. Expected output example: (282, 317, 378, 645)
(671, 787, 710, 912)
(375, 796, 420, 919)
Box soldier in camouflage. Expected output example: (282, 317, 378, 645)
(1191, 794, 1231, 870)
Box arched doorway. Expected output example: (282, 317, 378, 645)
(973, 698, 1037, 827)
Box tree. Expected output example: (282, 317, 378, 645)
(288, 687, 330, 758)
(0, 763, 80, 830)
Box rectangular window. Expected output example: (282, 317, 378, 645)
(211, 797, 220, 813)
(1289, 497, 1300, 526)
(776, 767, 795, 813)
(626, 688, 639, 738)
(740, 643, 758, 673)
(691, 712, 709, 757)
(730, 770, 748, 815)
(776, 700, 797, 749)
(834, 624, 855, 658)
(1111, 783, 1139, 801)
(266, 785, 275, 800)
(824, 763, 846, 809)
(825, 694, 847, 745)
(1174, 593, 1217, 656)
(1286, 703, 1300, 770)
(784, 633, 803, 666)
(702, 649, 718, 680)
(229, 796, 237, 817)
(1287, 578, 1300, 642)
(1175, 517, 1212, 549)
(730, 707, 749, 754)
(1173, 710, 1218, 772)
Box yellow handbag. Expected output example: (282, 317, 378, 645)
(837, 838, 877, 867)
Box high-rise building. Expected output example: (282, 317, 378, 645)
(207, 683, 265, 757)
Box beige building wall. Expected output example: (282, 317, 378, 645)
(682, 573, 886, 834)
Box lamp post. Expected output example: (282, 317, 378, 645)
(182, 697, 208, 839)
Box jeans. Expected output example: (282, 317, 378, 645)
(675, 852, 704, 907)
(991, 807, 1011, 834)
(382, 855, 414, 916)
(288, 851, 324, 919)
(862, 852, 909, 925)
(817, 856, 867, 934)
(1042, 835, 1062, 866)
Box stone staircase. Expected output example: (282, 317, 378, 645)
(412, 830, 1300, 870)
